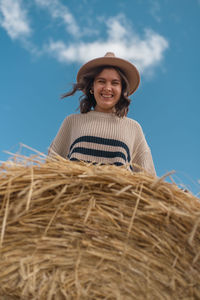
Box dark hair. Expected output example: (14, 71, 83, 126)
(61, 65, 131, 117)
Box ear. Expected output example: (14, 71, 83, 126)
(90, 87, 94, 94)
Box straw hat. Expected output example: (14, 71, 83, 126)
(77, 52, 140, 95)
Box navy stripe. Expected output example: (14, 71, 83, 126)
(69, 136, 130, 162)
(70, 158, 125, 167)
(69, 147, 127, 161)
(70, 158, 100, 165)
(113, 162, 124, 166)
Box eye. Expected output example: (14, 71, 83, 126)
(112, 81, 120, 86)
(97, 79, 105, 83)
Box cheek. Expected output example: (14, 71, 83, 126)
(116, 86, 122, 96)
(93, 83, 99, 94)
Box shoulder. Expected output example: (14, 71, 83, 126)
(123, 116, 143, 130)
(61, 113, 83, 124)
(65, 113, 94, 120)
(59, 113, 94, 129)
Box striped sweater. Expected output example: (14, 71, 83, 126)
(48, 111, 156, 176)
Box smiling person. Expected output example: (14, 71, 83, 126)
(48, 52, 156, 176)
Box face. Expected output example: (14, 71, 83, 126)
(93, 68, 122, 113)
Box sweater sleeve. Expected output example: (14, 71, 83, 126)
(131, 122, 156, 176)
(48, 117, 71, 158)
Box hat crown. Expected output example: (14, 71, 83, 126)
(104, 52, 115, 58)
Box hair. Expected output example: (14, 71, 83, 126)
(61, 65, 132, 117)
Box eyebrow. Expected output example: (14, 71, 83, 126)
(112, 79, 121, 82)
(95, 76, 121, 82)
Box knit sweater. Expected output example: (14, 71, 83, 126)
(48, 111, 156, 176)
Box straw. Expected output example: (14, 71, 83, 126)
(0, 155, 200, 299)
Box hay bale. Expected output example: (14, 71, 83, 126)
(0, 155, 200, 299)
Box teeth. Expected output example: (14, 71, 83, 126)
(102, 95, 112, 98)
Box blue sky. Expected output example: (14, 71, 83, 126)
(0, 0, 200, 195)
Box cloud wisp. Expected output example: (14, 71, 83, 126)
(149, 0, 162, 23)
(0, 0, 31, 40)
(34, 0, 80, 38)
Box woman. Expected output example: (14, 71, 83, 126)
(48, 52, 156, 176)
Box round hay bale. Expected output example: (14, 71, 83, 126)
(0, 156, 200, 299)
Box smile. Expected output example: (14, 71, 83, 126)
(101, 94, 113, 98)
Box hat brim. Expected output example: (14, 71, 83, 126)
(77, 56, 140, 95)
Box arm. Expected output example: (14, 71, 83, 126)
(133, 147, 156, 176)
(132, 123, 156, 176)
(48, 117, 71, 159)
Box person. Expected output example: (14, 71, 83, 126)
(48, 52, 156, 176)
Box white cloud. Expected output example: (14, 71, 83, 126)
(34, 0, 80, 37)
(0, 0, 31, 39)
(0, 0, 169, 77)
(46, 16, 169, 75)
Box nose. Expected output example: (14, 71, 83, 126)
(104, 82, 112, 91)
